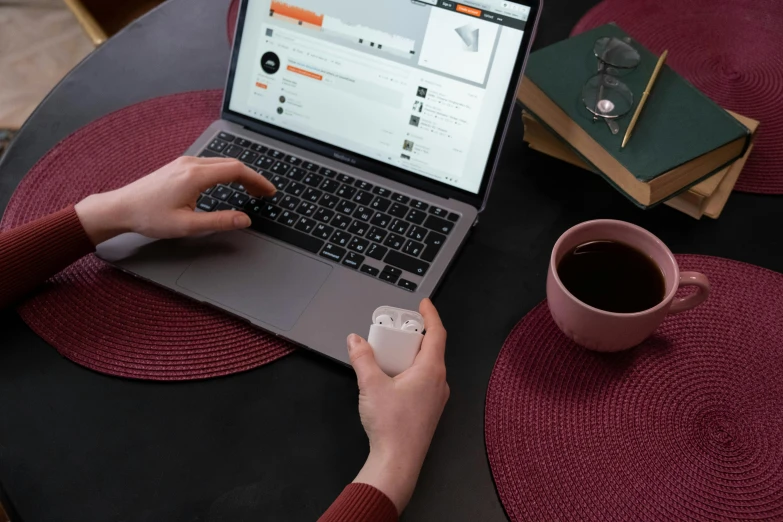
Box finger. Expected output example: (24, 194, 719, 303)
(182, 155, 240, 165)
(177, 209, 251, 235)
(414, 298, 447, 365)
(190, 161, 276, 197)
(347, 334, 387, 388)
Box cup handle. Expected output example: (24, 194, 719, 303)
(669, 271, 710, 314)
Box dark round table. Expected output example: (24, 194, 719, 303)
(1, 0, 781, 520)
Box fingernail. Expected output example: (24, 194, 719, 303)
(234, 215, 250, 228)
(347, 334, 360, 353)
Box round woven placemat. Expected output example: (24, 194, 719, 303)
(485, 255, 783, 521)
(0, 90, 294, 380)
(572, 0, 783, 195)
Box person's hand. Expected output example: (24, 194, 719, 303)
(348, 298, 449, 514)
(74, 156, 276, 244)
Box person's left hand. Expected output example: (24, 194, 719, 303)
(75, 156, 276, 244)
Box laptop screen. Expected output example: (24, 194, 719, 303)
(227, 0, 532, 195)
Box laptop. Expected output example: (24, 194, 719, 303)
(97, 0, 541, 365)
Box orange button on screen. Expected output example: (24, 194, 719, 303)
(456, 4, 481, 16)
(287, 65, 323, 81)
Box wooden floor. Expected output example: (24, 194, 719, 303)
(0, 0, 94, 130)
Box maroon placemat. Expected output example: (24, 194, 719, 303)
(572, 0, 783, 195)
(0, 90, 295, 380)
(485, 255, 783, 520)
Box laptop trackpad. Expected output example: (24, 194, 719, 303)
(175, 232, 332, 331)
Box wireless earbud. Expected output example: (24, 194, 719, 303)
(368, 306, 425, 377)
(401, 320, 423, 333)
(375, 314, 395, 327)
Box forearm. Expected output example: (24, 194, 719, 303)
(0, 206, 95, 309)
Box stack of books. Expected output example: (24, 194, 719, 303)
(517, 24, 759, 219)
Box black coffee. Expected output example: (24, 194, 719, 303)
(557, 240, 666, 313)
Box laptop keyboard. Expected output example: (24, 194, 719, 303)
(195, 132, 461, 292)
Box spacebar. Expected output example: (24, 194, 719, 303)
(250, 217, 324, 254)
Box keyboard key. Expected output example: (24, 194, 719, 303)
(353, 190, 374, 205)
(313, 223, 334, 240)
(297, 202, 317, 217)
(294, 216, 317, 234)
(348, 237, 370, 254)
(353, 206, 373, 222)
(388, 203, 407, 218)
(229, 182, 246, 191)
(391, 193, 410, 204)
(303, 188, 322, 203)
(235, 138, 252, 147)
(216, 202, 235, 211)
(268, 148, 285, 159)
(447, 212, 460, 222)
(258, 169, 273, 180)
(348, 220, 370, 236)
(255, 156, 275, 169)
(287, 167, 306, 181)
(303, 173, 323, 187)
(423, 215, 454, 235)
(202, 185, 216, 195)
(336, 185, 357, 200)
(199, 150, 222, 158)
(280, 154, 299, 165)
(278, 210, 299, 227)
(249, 143, 268, 154)
(213, 185, 233, 201)
(366, 243, 388, 261)
(367, 226, 388, 243)
(372, 186, 391, 197)
(330, 230, 351, 247)
(270, 175, 290, 191)
(405, 209, 427, 225)
(379, 271, 399, 284)
(421, 231, 445, 262)
(319, 167, 336, 177)
(319, 193, 339, 209)
(268, 192, 284, 204)
(251, 216, 324, 254)
(370, 212, 392, 228)
(281, 195, 300, 211)
(337, 173, 355, 184)
(314, 207, 335, 223)
(197, 196, 218, 211)
(320, 179, 340, 193)
(403, 240, 424, 257)
(342, 252, 365, 270)
(389, 219, 409, 235)
(355, 180, 374, 191)
(303, 161, 320, 172)
(238, 150, 259, 165)
(217, 131, 235, 142)
(370, 197, 391, 212)
(224, 144, 243, 158)
(410, 199, 429, 211)
(320, 243, 345, 262)
(406, 225, 428, 242)
(286, 182, 306, 197)
(261, 203, 283, 220)
(360, 265, 380, 277)
(398, 279, 418, 292)
(429, 206, 447, 218)
(384, 250, 430, 276)
(244, 198, 264, 215)
(383, 233, 404, 250)
(208, 139, 228, 152)
(229, 192, 249, 208)
(382, 266, 402, 277)
(331, 214, 351, 230)
(337, 200, 357, 215)
(271, 161, 291, 175)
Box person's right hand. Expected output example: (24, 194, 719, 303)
(75, 156, 276, 244)
(347, 298, 450, 514)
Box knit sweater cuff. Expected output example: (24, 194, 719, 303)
(318, 483, 398, 522)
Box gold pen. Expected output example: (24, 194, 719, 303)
(622, 50, 668, 149)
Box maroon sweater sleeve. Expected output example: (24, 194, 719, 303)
(0, 206, 95, 310)
(318, 484, 398, 522)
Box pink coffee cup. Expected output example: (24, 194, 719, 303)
(547, 219, 710, 352)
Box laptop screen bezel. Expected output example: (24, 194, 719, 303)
(221, 0, 541, 211)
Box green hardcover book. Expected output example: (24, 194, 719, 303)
(517, 24, 750, 208)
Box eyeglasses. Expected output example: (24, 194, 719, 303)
(582, 37, 641, 135)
